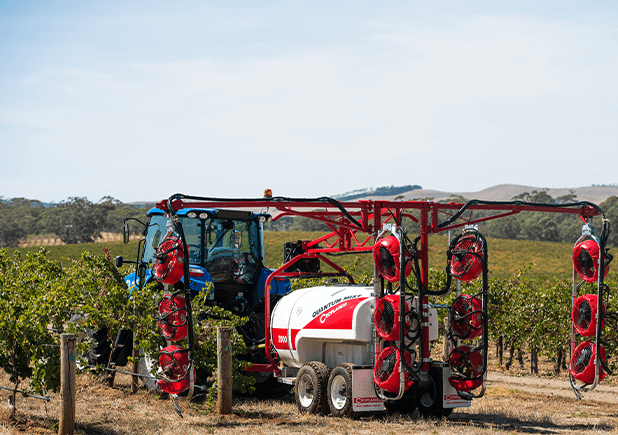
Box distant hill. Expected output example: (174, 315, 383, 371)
(332, 185, 422, 201)
(138, 184, 618, 208)
(342, 184, 618, 205)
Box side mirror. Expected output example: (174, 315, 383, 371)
(115, 256, 124, 268)
(122, 223, 130, 244)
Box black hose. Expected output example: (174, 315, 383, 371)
(438, 199, 606, 229)
(167, 193, 364, 229)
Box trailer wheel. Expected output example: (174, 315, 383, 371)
(327, 363, 356, 417)
(417, 367, 452, 418)
(295, 361, 330, 414)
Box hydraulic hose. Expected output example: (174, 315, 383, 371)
(167, 193, 364, 229)
(438, 199, 606, 229)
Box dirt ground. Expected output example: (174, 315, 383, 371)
(1, 359, 617, 435)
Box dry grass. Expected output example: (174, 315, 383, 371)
(1, 367, 617, 435)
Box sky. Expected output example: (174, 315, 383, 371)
(1, 0, 617, 203)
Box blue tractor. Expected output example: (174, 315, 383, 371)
(111, 206, 292, 389)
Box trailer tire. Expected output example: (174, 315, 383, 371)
(417, 367, 452, 418)
(295, 361, 330, 415)
(327, 363, 356, 418)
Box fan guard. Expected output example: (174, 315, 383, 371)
(450, 235, 484, 283)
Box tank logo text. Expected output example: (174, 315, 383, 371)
(311, 295, 361, 318)
(320, 302, 347, 323)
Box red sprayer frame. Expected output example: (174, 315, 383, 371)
(157, 196, 603, 376)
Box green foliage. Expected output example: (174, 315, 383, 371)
(0, 248, 71, 398)
(191, 293, 256, 403)
(0, 247, 259, 410)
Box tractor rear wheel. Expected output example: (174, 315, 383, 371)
(417, 367, 452, 418)
(295, 361, 330, 414)
(327, 363, 356, 417)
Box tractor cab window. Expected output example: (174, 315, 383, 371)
(142, 212, 261, 284)
(142, 214, 202, 265)
(204, 218, 259, 284)
(142, 214, 168, 266)
(180, 217, 202, 264)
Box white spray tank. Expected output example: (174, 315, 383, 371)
(270, 284, 438, 370)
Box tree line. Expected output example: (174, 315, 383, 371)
(481, 191, 618, 246)
(0, 196, 151, 247)
(3, 190, 617, 248)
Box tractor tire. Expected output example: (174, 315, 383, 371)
(294, 361, 330, 415)
(327, 363, 357, 418)
(417, 367, 453, 419)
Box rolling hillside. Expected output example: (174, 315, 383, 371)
(340, 184, 618, 204)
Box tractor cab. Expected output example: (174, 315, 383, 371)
(126, 207, 291, 314)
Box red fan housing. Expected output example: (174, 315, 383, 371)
(156, 345, 195, 394)
(573, 239, 610, 284)
(572, 294, 605, 337)
(374, 295, 413, 341)
(449, 294, 483, 340)
(450, 235, 484, 283)
(373, 346, 415, 393)
(570, 341, 606, 384)
(448, 345, 484, 392)
(152, 236, 185, 284)
(373, 236, 411, 283)
(157, 294, 188, 342)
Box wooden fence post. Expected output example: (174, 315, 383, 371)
(59, 333, 77, 435)
(217, 327, 233, 414)
(131, 333, 139, 394)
